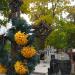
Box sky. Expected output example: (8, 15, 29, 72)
(70, 0, 75, 6)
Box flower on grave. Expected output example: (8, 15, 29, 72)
(14, 31, 28, 45)
(21, 46, 36, 58)
(14, 61, 28, 75)
(0, 64, 7, 74)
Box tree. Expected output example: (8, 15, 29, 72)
(21, 0, 71, 50)
(32, 21, 52, 49)
(45, 18, 75, 50)
(45, 29, 67, 49)
(64, 3, 75, 48)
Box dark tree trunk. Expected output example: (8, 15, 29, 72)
(32, 21, 52, 49)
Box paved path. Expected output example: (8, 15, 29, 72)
(31, 62, 49, 75)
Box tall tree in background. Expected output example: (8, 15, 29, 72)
(45, 18, 75, 51)
(21, 0, 53, 49)
(21, 0, 71, 49)
(66, 3, 75, 49)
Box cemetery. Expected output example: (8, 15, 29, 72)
(0, 0, 75, 75)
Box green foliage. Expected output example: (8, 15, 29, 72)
(65, 22, 75, 48)
(66, 6, 75, 14)
(23, 0, 70, 25)
(45, 18, 75, 49)
(12, 18, 31, 33)
(0, 19, 8, 26)
(0, 0, 9, 17)
(21, 0, 53, 25)
(68, 32, 75, 48)
(35, 14, 53, 25)
(4, 40, 11, 52)
(0, 35, 8, 66)
(21, 0, 75, 50)
(33, 37, 41, 50)
(0, 0, 10, 26)
(20, 2, 30, 14)
(45, 29, 67, 49)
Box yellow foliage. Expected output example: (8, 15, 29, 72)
(21, 46, 36, 58)
(20, 2, 30, 13)
(67, 6, 75, 14)
(35, 15, 53, 25)
(0, 64, 7, 74)
(14, 31, 28, 45)
(14, 61, 28, 75)
(55, 7, 64, 14)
